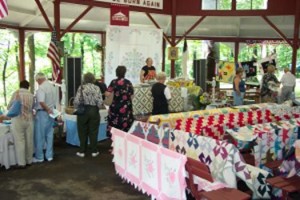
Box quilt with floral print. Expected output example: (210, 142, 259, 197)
(111, 128, 187, 200)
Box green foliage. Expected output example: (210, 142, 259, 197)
(62, 33, 101, 78)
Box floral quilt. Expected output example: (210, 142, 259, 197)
(111, 127, 187, 200)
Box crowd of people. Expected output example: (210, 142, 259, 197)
(233, 65, 296, 106)
(1, 58, 297, 168)
(0, 72, 57, 168)
(0, 56, 173, 167)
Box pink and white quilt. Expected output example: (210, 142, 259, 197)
(111, 128, 187, 200)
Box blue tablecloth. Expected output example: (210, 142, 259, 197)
(64, 111, 108, 146)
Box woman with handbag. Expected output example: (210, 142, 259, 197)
(74, 72, 103, 158)
(105, 66, 134, 138)
(7, 80, 34, 168)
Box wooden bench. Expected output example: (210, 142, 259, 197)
(266, 175, 300, 199)
(185, 157, 251, 200)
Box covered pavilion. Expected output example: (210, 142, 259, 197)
(0, 0, 299, 80)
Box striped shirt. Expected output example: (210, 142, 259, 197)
(8, 88, 34, 120)
(74, 83, 103, 108)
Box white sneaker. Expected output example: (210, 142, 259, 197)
(32, 157, 44, 163)
(47, 158, 53, 162)
(76, 152, 85, 158)
(91, 152, 99, 157)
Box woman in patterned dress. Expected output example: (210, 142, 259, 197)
(105, 66, 134, 137)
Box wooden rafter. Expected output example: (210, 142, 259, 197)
(175, 16, 206, 46)
(261, 15, 293, 47)
(60, 5, 93, 37)
(145, 12, 172, 46)
(34, 0, 53, 31)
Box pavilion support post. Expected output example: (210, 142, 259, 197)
(101, 33, 106, 80)
(19, 28, 25, 81)
(291, 0, 300, 74)
(35, 0, 53, 31)
(234, 41, 239, 64)
(54, 0, 60, 40)
(261, 16, 293, 47)
(170, 0, 176, 78)
(162, 39, 166, 72)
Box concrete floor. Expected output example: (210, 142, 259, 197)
(0, 139, 149, 200)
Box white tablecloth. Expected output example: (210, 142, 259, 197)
(0, 124, 16, 169)
(64, 109, 108, 146)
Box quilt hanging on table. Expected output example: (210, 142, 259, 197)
(111, 128, 187, 200)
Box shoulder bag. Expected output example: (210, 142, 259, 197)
(73, 86, 86, 115)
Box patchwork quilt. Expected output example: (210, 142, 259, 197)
(133, 86, 184, 115)
(227, 118, 300, 168)
(128, 121, 170, 148)
(148, 103, 287, 129)
(175, 110, 272, 140)
(169, 129, 272, 199)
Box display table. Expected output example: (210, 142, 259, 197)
(132, 86, 185, 115)
(0, 124, 16, 169)
(64, 109, 108, 146)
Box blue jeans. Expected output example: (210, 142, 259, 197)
(233, 91, 245, 106)
(34, 111, 54, 160)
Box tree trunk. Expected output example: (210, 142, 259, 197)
(252, 46, 258, 61)
(206, 41, 216, 82)
(70, 33, 76, 55)
(15, 45, 20, 81)
(80, 37, 85, 70)
(2, 40, 11, 106)
(28, 34, 36, 93)
(92, 50, 96, 75)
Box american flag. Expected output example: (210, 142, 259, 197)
(0, 0, 8, 19)
(47, 30, 61, 83)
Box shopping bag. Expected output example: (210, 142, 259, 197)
(103, 92, 114, 106)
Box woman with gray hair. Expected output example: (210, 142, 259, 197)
(74, 72, 103, 158)
(260, 65, 280, 103)
(151, 72, 171, 115)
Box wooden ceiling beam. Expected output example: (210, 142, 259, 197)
(60, 5, 93, 37)
(146, 12, 172, 46)
(34, 0, 53, 31)
(261, 15, 293, 47)
(175, 16, 206, 46)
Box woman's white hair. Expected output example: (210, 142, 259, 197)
(156, 72, 167, 80)
(35, 72, 46, 81)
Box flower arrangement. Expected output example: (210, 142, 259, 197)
(199, 92, 211, 105)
